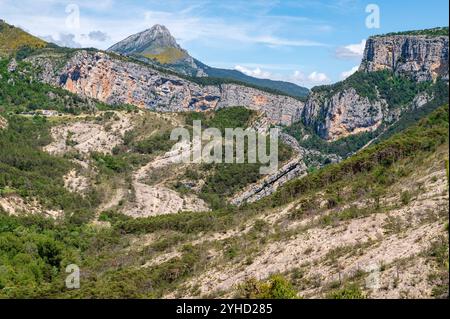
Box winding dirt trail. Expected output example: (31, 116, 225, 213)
(123, 141, 209, 217)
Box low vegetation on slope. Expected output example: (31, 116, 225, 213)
(272, 105, 449, 207)
(312, 70, 435, 105)
(375, 26, 449, 37)
(3, 105, 444, 298)
(0, 20, 46, 57)
(144, 47, 187, 64)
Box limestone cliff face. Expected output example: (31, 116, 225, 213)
(216, 84, 303, 126)
(302, 33, 448, 141)
(303, 88, 386, 141)
(29, 50, 304, 126)
(359, 35, 449, 82)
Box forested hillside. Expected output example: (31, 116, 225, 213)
(1, 105, 448, 298)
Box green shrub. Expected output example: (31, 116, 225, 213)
(92, 153, 129, 173)
(238, 275, 298, 299)
(133, 131, 174, 154)
(400, 191, 411, 205)
(327, 283, 366, 299)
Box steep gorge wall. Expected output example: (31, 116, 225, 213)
(27, 34, 448, 142)
(359, 35, 449, 82)
(302, 34, 449, 141)
(302, 88, 387, 141)
(29, 50, 304, 126)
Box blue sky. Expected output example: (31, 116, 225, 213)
(0, 0, 448, 87)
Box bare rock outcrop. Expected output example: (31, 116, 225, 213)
(303, 88, 387, 141)
(231, 157, 307, 205)
(302, 33, 449, 141)
(359, 35, 449, 82)
(28, 50, 304, 126)
(7, 58, 17, 72)
(44, 111, 133, 155)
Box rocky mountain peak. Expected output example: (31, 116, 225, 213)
(144, 24, 179, 49)
(106, 24, 309, 95)
(107, 24, 181, 56)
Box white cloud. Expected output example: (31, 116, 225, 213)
(335, 39, 366, 59)
(0, 0, 327, 51)
(234, 65, 272, 79)
(232, 66, 330, 88)
(88, 30, 110, 42)
(307, 71, 330, 84)
(142, 11, 325, 48)
(289, 70, 330, 87)
(291, 70, 306, 82)
(42, 33, 82, 48)
(252, 35, 325, 47)
(340, 65, 359, 79)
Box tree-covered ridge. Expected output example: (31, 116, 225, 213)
(183, 107, 293, 209)
(373, 26, 449, 37)
(0, 20, 47, 57)
(312, 70, 433, 106)
(271, 105, 449, 207)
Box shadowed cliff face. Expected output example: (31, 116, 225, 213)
(360, 35, 449, 82)
(28, 50, 305, 126)
(303, 88, 387, 141)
